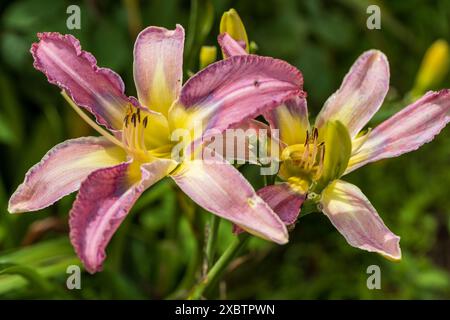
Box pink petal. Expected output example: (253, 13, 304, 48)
(263, 96, 310, 146)
(320, 180, 401, 260)
(174, 54, 304, 133)
(218, 33, 247, 57)
(216, 34, 308, 146)
(171, 158, 288, 244)
(257, 183, 306, 225)
(346, 89, 450, 174)
(8, 137, 125, 213)
(31, 32, 130, 130)
(315, 50, 390, 138)
(69, 159, 176, 273)
(133, 25, 184, 116)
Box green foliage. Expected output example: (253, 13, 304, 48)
(0, 0, 449, 299)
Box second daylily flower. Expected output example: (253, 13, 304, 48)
(8, 25, 305, 273)
(220, 33, 450, 261)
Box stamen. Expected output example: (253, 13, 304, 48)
(120, 104, 150, 159)
(301, 141, 309, 166)
(309, 137, 318, 169)
(315, 144, 325, 179)
(61, 91, 124, 148)
(136, 108, 141, 122)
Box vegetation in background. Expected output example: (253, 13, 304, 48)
(0, 0, 449, 299)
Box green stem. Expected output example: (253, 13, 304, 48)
(205, 214, 220, 271)
(188, 233, 250, 300)
(298, 199, 319, 218)
(185, 0, 199, 71)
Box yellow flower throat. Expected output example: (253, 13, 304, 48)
(279, 127, 326, 192)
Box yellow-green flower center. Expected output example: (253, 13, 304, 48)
(279, 127, 325, 192)
(122, 105, 152, 163)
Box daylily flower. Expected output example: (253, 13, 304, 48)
(220, 33, 450, 260)
(8, 25, 305, 273)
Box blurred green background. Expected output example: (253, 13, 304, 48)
(0, 0, 449, 299)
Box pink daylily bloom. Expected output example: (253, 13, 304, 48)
(220, 33, 450, 260)
(8, 25, 305, 273)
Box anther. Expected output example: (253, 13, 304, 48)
(131, 113, 137, 127)
(304, 130, 309, 146)
(136, 108, 141, 122)
(143, 116, 148, 128)
(123, 115, 129, 127)
(313, 127, 318, 141)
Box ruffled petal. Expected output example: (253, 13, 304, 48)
(31, 32, 130, 130)
(8, 137, 125, 213)
(170, 55, 304, 134)
(69, 159, 177, 273)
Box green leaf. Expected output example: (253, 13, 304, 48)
(0, 238, 79, 295)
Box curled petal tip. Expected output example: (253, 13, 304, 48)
(31, 32, 129, 130)
(379, 236, 402, 262)
(273, 231, 289, 245)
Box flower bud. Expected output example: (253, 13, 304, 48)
(220, 8, 249, 53)
(413, 39, 449, 96)
(199, 46, 217, 69)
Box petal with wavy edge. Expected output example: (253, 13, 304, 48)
(170, 55, 304, 134)
(8, 137, 125, 213)
(31, 32, 130, 130)
(69, 159, 177, 273)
